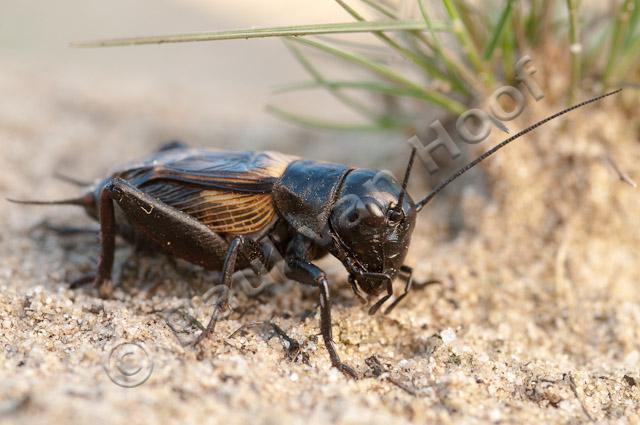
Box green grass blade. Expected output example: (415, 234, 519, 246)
(72, 20, 448, 47)
(615, 36, 640, 80)
(273, 79, 453, 102)
(624, 0, 640, 50)
(273, 80, 403, 95)
(582, 15, 615, 73)
(265, 104, 401, 131)
(566, 0, 581, 102)
(272, 81, 325, 94)
(525, 0, 539, 44)
(452, 0, 488, 44)
(332, 0, 460, 92)
(442, 0, 486, 76)
(483, 0, 515, 60)
(360, 0, 397, 18)
(358, 0, 474, 94)
(603, 0, 633, 85)
(501, 22, 516, 82)
(314, 36, 389, 56)
(289, 36, 467, 114)
(417, 0, 482, 94)
(284, 40, 382, 121)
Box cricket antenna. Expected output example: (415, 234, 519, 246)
(415, 89, 622, 212)
(396, 147, 417, 210)
(7, 193, 94, 207)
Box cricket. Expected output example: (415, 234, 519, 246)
(2, 1, 639, 422)
(10, 90, 620, 378)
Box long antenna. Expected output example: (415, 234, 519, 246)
(396, 147, 417, 209)
(415, 89, 622, 212)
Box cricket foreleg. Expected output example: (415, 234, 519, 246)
(384, 266, 442, 314)
(285, 257, 358, 379)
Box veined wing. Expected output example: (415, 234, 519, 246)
(120, 149, 296, 193)
(119, 149, 297, 235)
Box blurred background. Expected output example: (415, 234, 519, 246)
(1, 1, 639, 424)
(1, 0, 345, 119)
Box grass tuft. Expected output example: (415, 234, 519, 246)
(75, 0, 639, 132)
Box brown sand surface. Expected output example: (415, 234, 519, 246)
(1, 2, 639, 424)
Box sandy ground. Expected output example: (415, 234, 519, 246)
(1, 2, 640, 425)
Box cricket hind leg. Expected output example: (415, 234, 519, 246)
(92, 184, 118, 298)
(97, 178, 279, 343)
(192, 235, 271, 346)
(89, 177, 230, 298)
(103, 178, 230, 268)
(67, 230, 158, 291)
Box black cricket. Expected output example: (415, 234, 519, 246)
(10, 90, 619, 378)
